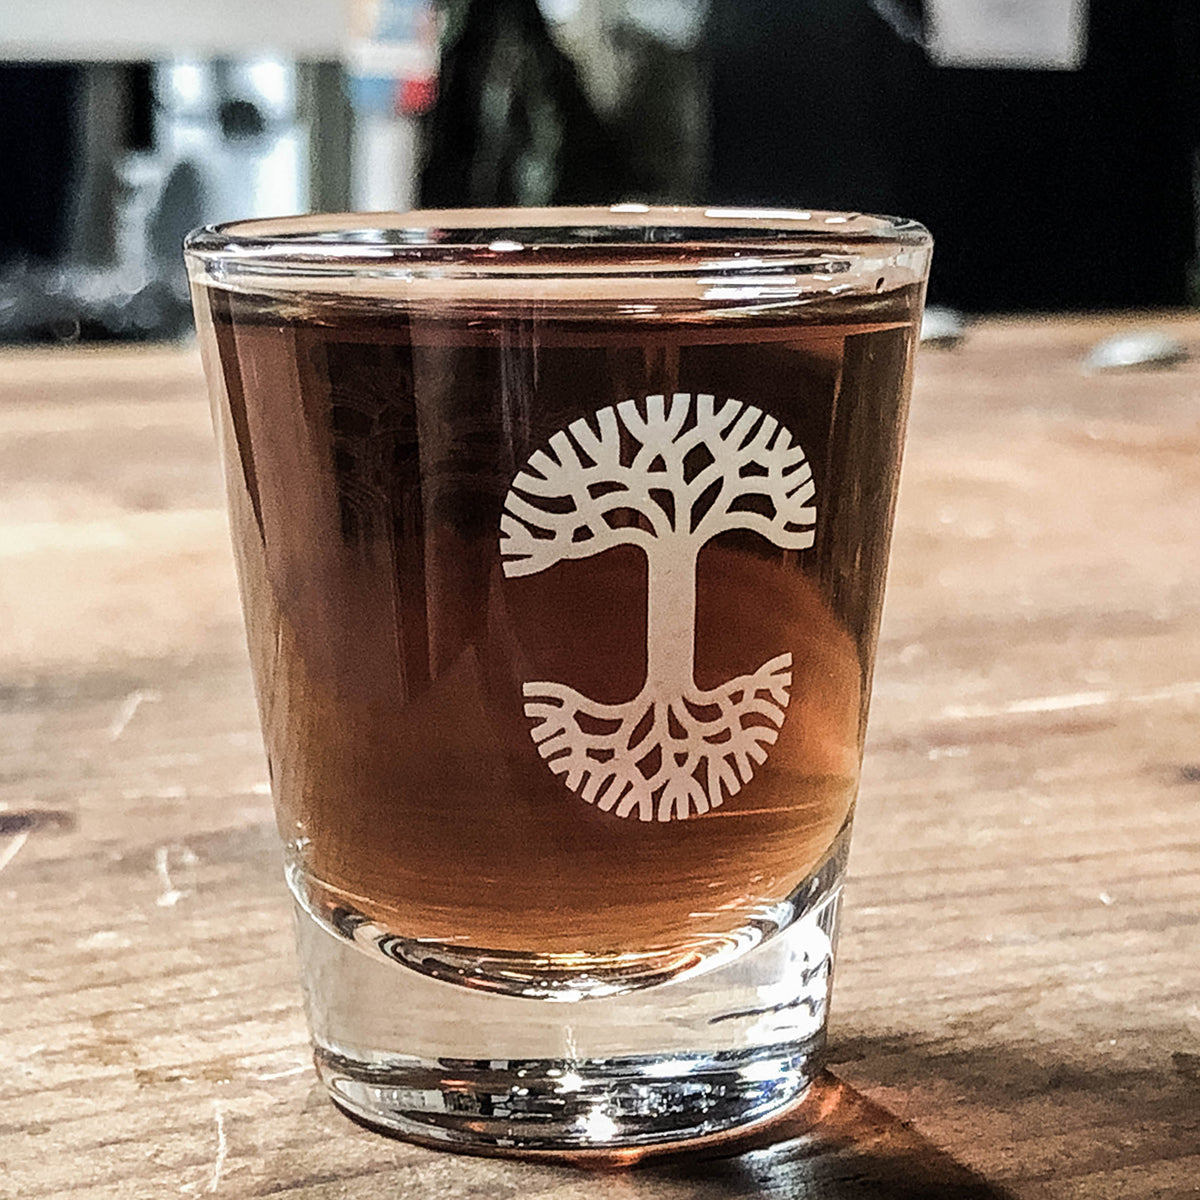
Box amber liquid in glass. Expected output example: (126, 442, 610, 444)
(202, 277, 920, 969)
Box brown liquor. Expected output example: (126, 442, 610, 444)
(199, 270, 920, 969)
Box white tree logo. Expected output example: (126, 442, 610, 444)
(500, 392, 816, 822)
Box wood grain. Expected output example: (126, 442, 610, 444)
(2, 319, 1199, 1197)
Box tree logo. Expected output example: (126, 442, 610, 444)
(500, 393, 816, 822)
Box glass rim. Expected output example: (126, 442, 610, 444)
(184, 206, 931, 277)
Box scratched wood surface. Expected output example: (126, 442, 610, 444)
(2, 318, 1199, 1199)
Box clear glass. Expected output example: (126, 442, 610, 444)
(185, 206, 931, 1153)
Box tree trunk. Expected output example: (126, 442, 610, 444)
(644, 541, 697, 696)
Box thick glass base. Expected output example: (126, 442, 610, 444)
(295, 885, 842, 1151)
(315, 1040, 822, 1152)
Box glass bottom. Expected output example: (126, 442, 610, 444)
(316, 1040, 822, 1152)
(294, 878, 842, 1151)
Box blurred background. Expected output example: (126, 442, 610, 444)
(1, 0, 1198, 342)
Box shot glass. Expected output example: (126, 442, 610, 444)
(184, 207, 931, 1152)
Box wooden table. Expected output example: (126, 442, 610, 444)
(3, 318, 1199, 1199)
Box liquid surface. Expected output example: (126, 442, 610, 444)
(198, 280, 921, 961)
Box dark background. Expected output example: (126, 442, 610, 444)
(706, 0, 1200, 310)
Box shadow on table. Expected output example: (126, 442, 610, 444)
(581, 1072, 1015, 1199)
(329, 1067, 1011, 1198)
(623, 1030, 1199, 1198)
